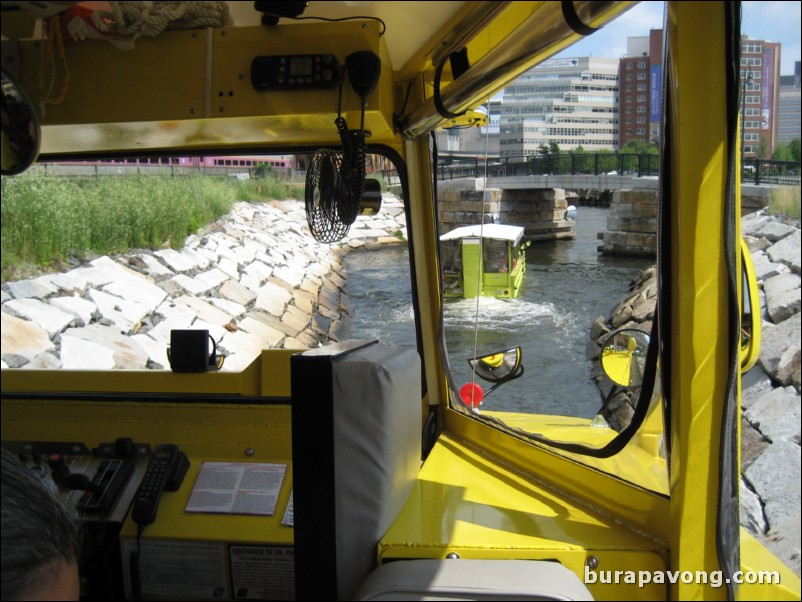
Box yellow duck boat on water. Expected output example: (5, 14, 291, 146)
(440, 224, 528, 299)
(1, 1, 798, 600)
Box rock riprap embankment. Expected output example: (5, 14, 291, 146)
(1, 196, 407, 372)
(587, 209, 801, 577)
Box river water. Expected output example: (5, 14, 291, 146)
(344, 207, 652, 418)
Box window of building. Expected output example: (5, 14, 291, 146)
(637, 83, 647, 91)
(625, 84, 632, 92)
(740, 57, 763, 66)
(626, 63, 633, 70)
(744, 133, 759, 141)
(742, 43, 762, 53)
(637, 61, 647, 69)
(637, 117, 646, 124)
(625, 129, 632, 135)
(626, 74, 633, 81)
(626, 118, 633, 124)
(637, 73, 647, 80)
(745, 95, 760, 104)
(636, 106, 646, 113)
(636, 128, 645, 135)
(637, 95, 646, 102)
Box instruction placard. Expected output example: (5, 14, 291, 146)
(186, 462, 286, 516)
(230, 545, 294, 600)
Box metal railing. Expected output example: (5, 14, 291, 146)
(437, 153, 660, 180)
(429, 153, 800, 185)
(31, 163, 296, 180)
(741, 158, 801, 185)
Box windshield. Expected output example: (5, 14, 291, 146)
(436, 166, 666, 494)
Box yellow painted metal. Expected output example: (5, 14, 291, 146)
(738, 528, 802, 601)
(13, 22, 396, 155)
(260, 349, 303, 398)
(405, 135, 448, 411)
(665, 2, 733, 599)
(3, 3, 800, 599)
(1, 352, 299, 452)
(1, 397, 292, 457)
(400, 1, 638, 138)
(1, 350, 303, 398)
(379, 433, 668, 601)
(739, 238, 762, 372)
(1, 365, 260, 396)
(436, 108, 488, 130)
(395, 2, 510, 80)
(479, 410, 668, 495)
(445, 409, 670, 541)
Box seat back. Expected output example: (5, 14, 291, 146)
(291, 340, 421, 601)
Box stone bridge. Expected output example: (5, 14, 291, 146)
(437, 176, 775, 253)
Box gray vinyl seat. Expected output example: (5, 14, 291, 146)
(355, 559, 594, 601)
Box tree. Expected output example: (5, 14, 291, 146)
(772, 143, 794, 162)
(620, 139, 659, 155)
(756, 136, 770, 161)
(789, 139, 801, 163)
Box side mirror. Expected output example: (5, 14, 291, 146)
(460, 347, 524, 409)
(1, 70, 40, 176)
(467, 346, 524, 385)
(740, 237, 761, 372)
(600, 328, 650, 388)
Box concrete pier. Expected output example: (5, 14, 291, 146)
(437, 179, 575, 241)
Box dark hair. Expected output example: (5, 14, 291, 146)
(1, 447, 82, 600)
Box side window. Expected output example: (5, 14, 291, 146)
(1, 154, 413, 372)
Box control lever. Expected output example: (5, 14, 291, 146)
(62, 472, 102, 494)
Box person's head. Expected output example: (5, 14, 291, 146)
(1, 448, 82, 601)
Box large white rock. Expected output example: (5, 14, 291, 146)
(4, 298, 75, 337)
(254, 283, 292, 317)
(50, 295, 97, 326)
(1, 312, 55, 359)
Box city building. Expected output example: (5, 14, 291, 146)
(435, 33, 790, 162)
(778, 60, 801, 144)
(740, 37, 782, 158)
(498, 57, 619, 157)
(618, 30, 663, 150)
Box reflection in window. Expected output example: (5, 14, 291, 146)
(483, 239, 508, 273)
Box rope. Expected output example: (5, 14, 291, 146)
(38, 15, 70, 105)
(91, 1, 232, 38)
(469, 102, 493, 410)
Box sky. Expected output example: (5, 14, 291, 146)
(552, 1, 801, 76)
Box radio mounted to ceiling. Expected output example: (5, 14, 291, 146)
(250, 54, 340, 91)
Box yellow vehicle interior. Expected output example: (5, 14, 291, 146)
(1, 1, 800, 600)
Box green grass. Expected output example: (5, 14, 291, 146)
(0, 173, 296, 282)
(231, 177, 296, 202)
(767, 185, 801, 220)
